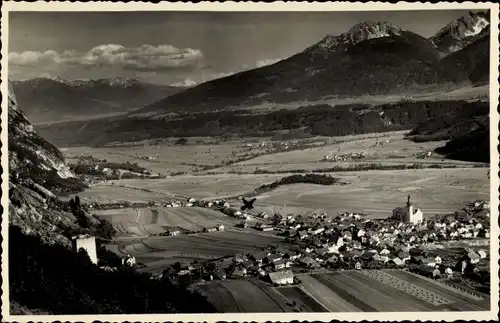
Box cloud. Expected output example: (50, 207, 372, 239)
(171, 78, 198, 87)
(9, 44, 204, 72)
(255, 58, 283, 68)
(171, 71, 236, 87)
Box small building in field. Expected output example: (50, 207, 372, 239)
(168, 230, 180, 236)
(217, 225, 225, 231)
(268, 270, 295, 285)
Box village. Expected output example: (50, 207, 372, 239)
(72, 189, 491, 296)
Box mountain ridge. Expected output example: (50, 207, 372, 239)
(429, 10, 490, 54)
(11, 77, 186, 124)
(130, 22, 468, 118)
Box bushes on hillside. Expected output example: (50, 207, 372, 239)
(254, 174, 342, 195)
(9, 226, 217, 314)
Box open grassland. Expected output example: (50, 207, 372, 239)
(210, 133, 484, 174)
(95, 206, 241, 235)
(252, 168, 489, 219)
(108, 231, 286, 272)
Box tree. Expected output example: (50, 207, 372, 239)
(173, 262, 182, 273)
(75, 196, 81, 208)
(69, 198, 76, 212)
(175, 138, 188, 146)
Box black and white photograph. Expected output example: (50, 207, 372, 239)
(1, 2, 498, 321)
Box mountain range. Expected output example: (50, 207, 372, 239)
(13, 11, 492, 156)
(130, 13, 489, 118)
(11, 77, 184, 124)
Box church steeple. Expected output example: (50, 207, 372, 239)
(406, 194, 412, 207)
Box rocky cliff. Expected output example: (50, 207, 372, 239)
(8, 81, 86, 246)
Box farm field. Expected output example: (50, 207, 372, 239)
(195, 279, 290, 312)
(76, 173, 285, 203)
(251, 168, 489, 219)
(199, 132, 484, 174)
(195, 270, 490, 313)
(95, 206, 241, 235)
(79, 166, 488, 219)
(108, 231, 287, 273)
(63, 139, 275, 175)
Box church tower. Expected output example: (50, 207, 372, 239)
(406, 194, 413, 222)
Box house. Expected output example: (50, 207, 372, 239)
(379, 248, 391, 256)
(313, 228, 325, 235)
(205, 227, 217, 233)
(178, 269, 191, 276)
(265, 254, 282, 264)
(420, 257, 437, 267)
(390, 257, 405, 266)
(251, 251, 268, 263)
(272, 259, 291, 270)
(432, 268, 441, 278)
(373, 254, 389, 263)
(327, 255, 339, 263)
(463, 252, 481, 264)
(213, 269, 226, 280)
(300, 257, 318, 268)
(445, 267, 453, 277)
(217, 225, 225, 231)
(343, 231, 353, 241)
(232, 268, 247, 278)
(284, 251, 300, 261)
(168, 230, 180, 236)
(350, 249, 364, 258)
(298, 231, 308, 240)
(409, 248, 424, 257)
(477, 250, 488, 259)
(268, 270, 295, 285)
(360, 251, 377, 261)
(392, 195, 423, 224)
(315, 248, 329, 256)
(355, 261, 362, 270)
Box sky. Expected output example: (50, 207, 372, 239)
(8, 10, 478, 86)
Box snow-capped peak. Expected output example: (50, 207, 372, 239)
(429, 10, 490, 53)
(308, 21, 406, 53)
(464, 16, 489, 37)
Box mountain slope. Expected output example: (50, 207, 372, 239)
(7, 81, 218, 315)
(11, 77, 184, 124)
(435, 124, 489, 163)
(441, 30, 490, 85)
(429, 10, 490, 54)
(8, 80, 87, 246)
(131, 22, 465, 117)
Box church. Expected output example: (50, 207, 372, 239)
(392, 195, 424, 224)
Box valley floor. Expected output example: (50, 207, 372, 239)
(60, 131, 490, 310)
